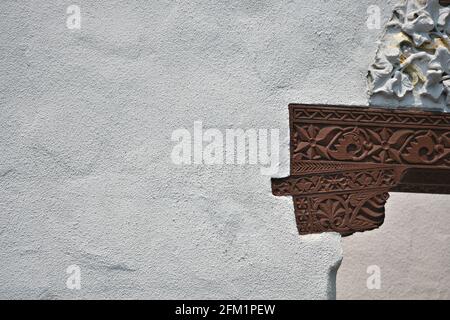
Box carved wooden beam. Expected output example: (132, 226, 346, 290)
(272, 104, 450, 236)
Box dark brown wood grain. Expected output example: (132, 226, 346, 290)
(272, 104, 450, 236)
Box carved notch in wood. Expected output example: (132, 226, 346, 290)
(272, 104, 450, 236)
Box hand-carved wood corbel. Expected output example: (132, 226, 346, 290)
(272, 104, 450, 236)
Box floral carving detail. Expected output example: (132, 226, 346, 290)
(293, 124, 449, 166)
(294, 191, 389, 236)
(272, 104, 450, 236)
(366, 128, 413, 163)
(293, 124, 338, 160)
(315, 197, 348, 230)
(403, 130, 450, 163)
(327, 128, 371, 161)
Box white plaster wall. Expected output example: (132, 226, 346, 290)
(337, 194, 450, 300)
(0, 0, 392, 299)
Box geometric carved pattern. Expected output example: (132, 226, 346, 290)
(272, 104, 450, 236)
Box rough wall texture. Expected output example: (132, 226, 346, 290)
(0, 0, 395, 299)
(337, 193, 450, 300)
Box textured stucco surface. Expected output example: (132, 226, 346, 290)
(338, 194, 450, 300)
(0, 0, 396, 299)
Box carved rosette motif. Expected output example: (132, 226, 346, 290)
(272, 104, 450, 236)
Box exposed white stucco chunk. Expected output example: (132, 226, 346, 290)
(368, 0, 450, 111)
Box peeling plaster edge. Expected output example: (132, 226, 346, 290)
(299, 233, 344, 300)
